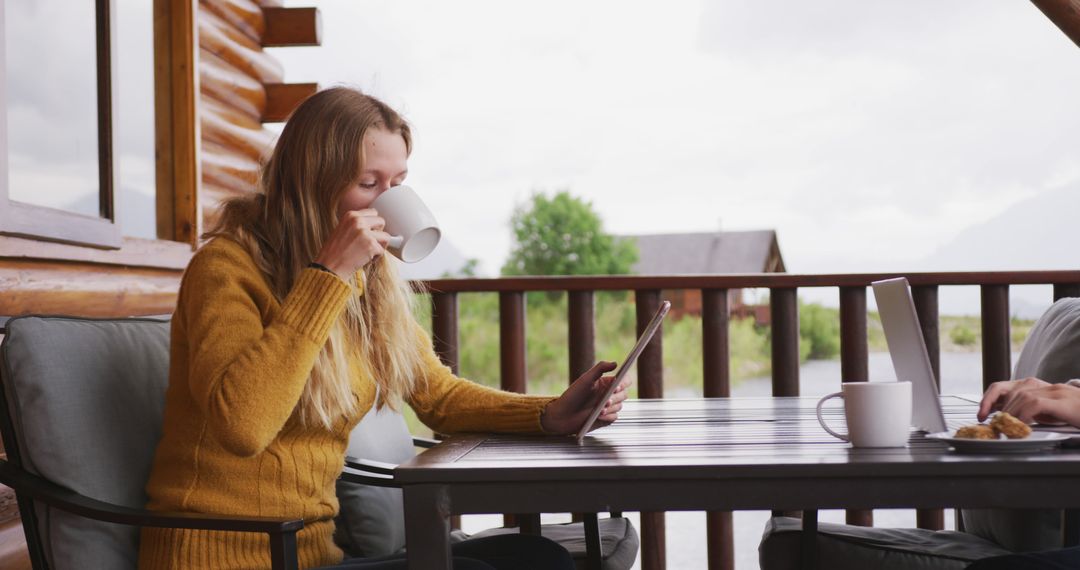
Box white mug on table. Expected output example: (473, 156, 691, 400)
(815, 381, 912, 448)
(370, 185, 441, 263)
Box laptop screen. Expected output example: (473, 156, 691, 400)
(871, 277, 948, 433)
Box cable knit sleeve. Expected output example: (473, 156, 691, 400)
(179, 243, 352, 457)
(406, 325, 555, 434)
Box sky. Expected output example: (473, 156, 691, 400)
(6, 0, 1079, 311)
(268, 0, 1080, 282)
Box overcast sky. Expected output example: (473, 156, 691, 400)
(10, 0, 1076, 284)
(270, 0, 1080, 279)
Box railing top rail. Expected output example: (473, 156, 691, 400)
(417, 270, 1080, 293)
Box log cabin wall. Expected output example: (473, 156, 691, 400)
(199, 0, 319, 230)
(0, 1, 319, 567)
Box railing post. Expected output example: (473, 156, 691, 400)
(839, 286, 872, 528)
(912, 285, 944, 531)
(636, 289, 666, 570)
(431, 292, 459, 374)
(499, 291, 527, 527)
(702, 289, 730, 398)
(1054, 283, 1080, 301)
(769, 288, 801, 520)
(981, 285, 1011, 390)
(912, 286, 941, 387)
(839, 287, 868, 384)
(702, 289, 733, 570)
(568, 290, 595, 524)
(636, 290, 664, 399)
(770, 288, 799, 397)
(431, 292, 462, 530)
(568, 291, 596, 384)
(499, 291, 527, 394)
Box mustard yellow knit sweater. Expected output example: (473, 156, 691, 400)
(138, 238, 554, 570)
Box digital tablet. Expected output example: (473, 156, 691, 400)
(576, 300, 670, 444)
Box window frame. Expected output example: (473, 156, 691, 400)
(0, 0, 123, 249)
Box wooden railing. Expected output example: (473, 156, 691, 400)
(418, 271, 1080, 570)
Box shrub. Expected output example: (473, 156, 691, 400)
(799, 303, 840, 360)
(950, 325, 977, 347)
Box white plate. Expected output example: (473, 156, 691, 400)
(926, 431, 1071, 454)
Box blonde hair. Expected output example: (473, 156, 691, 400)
(205, 87, 426, 428)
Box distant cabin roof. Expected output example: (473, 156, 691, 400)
(623, 230, 785, 274)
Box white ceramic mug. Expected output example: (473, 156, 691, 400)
(370, 185, 441, 263)
(815, 381, 912, 448)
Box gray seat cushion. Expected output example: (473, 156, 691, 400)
(759, 516, 1010, 570)
(334, 408, 639, 568)
(1, 316, 172, 570)
(469, 517, 639, 570)
(334, 404, 416, 557)
(960, 509, 1063, 554)
(959, 297, 1080, 552)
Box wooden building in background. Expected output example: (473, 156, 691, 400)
(0, 0, 321, 565)
(624, 231, 785, 322)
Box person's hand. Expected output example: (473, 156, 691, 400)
(540, 361, 625, 435)
(975, 377, 1080, 427)
(977, 377, 1051, 422)
(996, 383, 1080, 427)
(314, 209, 391, 279)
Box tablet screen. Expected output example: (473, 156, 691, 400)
(575, 300, 670, 444)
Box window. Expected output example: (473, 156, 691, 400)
(114, 0, 156, 240)
(0, 0, 121, 248)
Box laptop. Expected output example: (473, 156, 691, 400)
(872, 277, 967, 433)
(874, 277, 1080, 439)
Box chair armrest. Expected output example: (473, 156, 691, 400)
(0, 459, 303, 535)
(412, 436, 440, 449)
(339, 465, 400, 488)
(343, 455, 396, 475)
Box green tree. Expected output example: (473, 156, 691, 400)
(502, 190, 637, 277)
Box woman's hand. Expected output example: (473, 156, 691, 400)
(314, 209, 391, 278)
(540, 361, 627, 435)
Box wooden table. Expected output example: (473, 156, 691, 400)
(397, 397, 1080, 569)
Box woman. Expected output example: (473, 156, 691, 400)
(138, 87, 628, 569)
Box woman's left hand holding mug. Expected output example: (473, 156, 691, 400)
(314, 209, 391, 279)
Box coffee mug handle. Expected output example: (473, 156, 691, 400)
(816, 392, 849, 442)
(387, 236, 404, 249)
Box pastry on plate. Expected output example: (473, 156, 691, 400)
(954, 424, 997, 440)
(990, 411, 1032, 439)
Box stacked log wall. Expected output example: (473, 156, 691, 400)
(199, 0, 319, 230)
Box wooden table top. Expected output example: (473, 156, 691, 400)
(397, 396, 1080, 485)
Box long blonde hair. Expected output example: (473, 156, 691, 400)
(205, 87, 426, 428)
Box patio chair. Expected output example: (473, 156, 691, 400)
(758, 296, 1080, 569)
(334, 403, 640, 570)
(0, 315, 303, 570)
